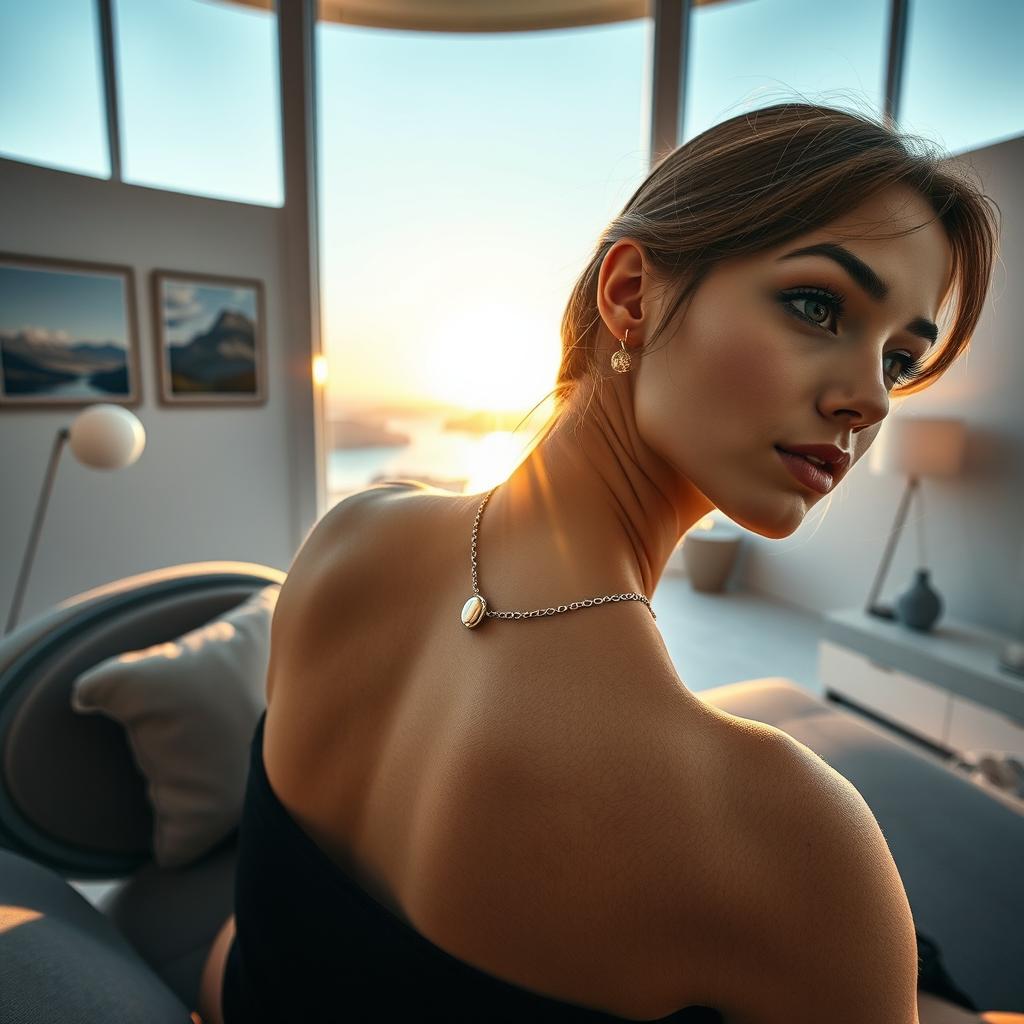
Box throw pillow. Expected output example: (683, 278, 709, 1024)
(70, 584, 280, 868)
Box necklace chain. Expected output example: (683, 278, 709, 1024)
(468, 486, 656, 623)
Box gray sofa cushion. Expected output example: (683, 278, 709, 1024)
(0, 847, 188, 1023)
(99, 832, 239, 1009)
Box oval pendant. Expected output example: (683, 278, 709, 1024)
(461, 594, 487, 629)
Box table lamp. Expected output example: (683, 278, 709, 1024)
(4, 403, 146, 636)
(863, 416, 966, 627)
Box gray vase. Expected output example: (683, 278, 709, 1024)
(895, 568, 943, 632)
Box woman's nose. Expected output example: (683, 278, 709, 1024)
(818, 353, 890, 428)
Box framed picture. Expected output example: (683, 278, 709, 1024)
(152, 270, 267, 406)
(0, 253, 141, 408)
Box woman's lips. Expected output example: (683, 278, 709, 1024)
(775, 446, 835, 494)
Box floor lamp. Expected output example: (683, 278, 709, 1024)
(864, 417, 966, 621)
(4, 403, 146, 636)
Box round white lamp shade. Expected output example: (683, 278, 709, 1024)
(868, 416, 966, 478)
(68, 404, 146, 470)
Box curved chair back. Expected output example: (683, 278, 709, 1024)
(0, 561, 285, 878)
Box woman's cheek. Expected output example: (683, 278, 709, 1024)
(706, 326, 795, 413)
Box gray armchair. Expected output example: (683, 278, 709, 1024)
(1, 561, 1021, 1022)
(0, 562, 283, 1021)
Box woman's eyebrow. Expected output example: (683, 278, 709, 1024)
(777, 241, 939, 346)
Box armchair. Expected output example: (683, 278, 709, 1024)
(0, 562, 283, 1020)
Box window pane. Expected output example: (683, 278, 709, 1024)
(316, 21, 652, 507)
(684, 0, 890, 142)
(115, 0, 283, 205)
(901, 0, 1024, 155)
(0, 0, 109, 177)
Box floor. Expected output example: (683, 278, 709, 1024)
(652, 573, 827, 698)
(69, 577, 828, 909)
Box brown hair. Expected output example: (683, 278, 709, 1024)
(518, 100, 1000, 442)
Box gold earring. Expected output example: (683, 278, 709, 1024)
(610, 329, 632, 373)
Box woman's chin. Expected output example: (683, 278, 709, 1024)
(726, 500, 812, 540)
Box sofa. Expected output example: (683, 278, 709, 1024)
(0, 561, 1021, 1022)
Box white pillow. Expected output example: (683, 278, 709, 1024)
(70, 585, 280, 868)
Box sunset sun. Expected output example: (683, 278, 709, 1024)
(419, 306, 558, 414)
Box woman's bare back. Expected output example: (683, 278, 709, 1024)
(255, 484, 805, 1020)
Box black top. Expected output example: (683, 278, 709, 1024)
(221, 709, 724, 1023)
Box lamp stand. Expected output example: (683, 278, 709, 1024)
(4, 428, 70, 636)
(865, 474, 920, 620)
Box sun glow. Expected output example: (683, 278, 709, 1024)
(419, 306, 558, 413)
(462, 431, 532, 494)
(312, 354, 329, 386)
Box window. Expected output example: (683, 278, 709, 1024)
(0, 0, 110, 177)
(315, 19, 652, 507)
(683, 0, 890, 142)
(114, 0, 283, 205)
(901, 0, 1023, 155)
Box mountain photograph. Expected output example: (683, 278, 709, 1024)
(0, 261, 135, 402)
(157, 276, 262, 398)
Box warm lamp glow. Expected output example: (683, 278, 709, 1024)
(696, 515, 715, 531)
(312, 354, 329, 386)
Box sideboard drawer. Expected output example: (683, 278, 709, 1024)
(819, 639, 950, 747)
(946, 694, 1024, 758)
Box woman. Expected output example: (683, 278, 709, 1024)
(197, 102, 1008, 1022)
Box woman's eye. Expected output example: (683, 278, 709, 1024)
(886, 352, 924, 387)
(779, 287, 844, 333)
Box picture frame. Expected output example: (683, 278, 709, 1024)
(0, 252, 141, 408)
(151, 269, 267, 407)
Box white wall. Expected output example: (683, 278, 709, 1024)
(0, 156, 298, 625)
(738, 133, 1024, 637)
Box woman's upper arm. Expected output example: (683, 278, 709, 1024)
(738, 740, 922, 1023)
(197, 914, 236, 1024)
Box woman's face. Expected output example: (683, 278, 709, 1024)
(623, 184, 955, 539)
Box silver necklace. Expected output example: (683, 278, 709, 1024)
(460, 486, 657, 629)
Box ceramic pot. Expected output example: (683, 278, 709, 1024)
(682, 530, 742, 592)
(895, 568, 943, 632)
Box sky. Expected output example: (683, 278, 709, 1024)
(1, 0, 1021, 413)
(0, 263, 129, 347)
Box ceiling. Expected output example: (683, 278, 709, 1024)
(214, 0, 731, 34)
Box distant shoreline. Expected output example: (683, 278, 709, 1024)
(327, 405, 533, 450)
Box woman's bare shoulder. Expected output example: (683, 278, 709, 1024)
(282, 484, 431, 596)
(674, 718, 922, 1019)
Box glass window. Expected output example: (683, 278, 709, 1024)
(0, 0, 110, 177)
(114, 0, 283, 205)
(683, 0, 890, 143)
(901, 0, 1023, 155)
(316, 20, 652, 508)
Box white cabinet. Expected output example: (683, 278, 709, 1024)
(818, 639, 949, 748)
(947, 694, 1024, 759)
(818, 609, 1024, 758)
